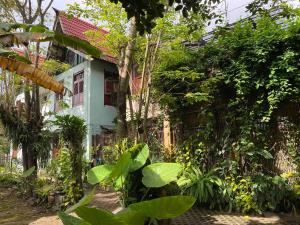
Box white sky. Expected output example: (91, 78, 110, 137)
(47, 0, 299, 30)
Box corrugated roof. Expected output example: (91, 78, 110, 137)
(58, 13, 116, 64)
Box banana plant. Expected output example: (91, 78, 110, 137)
(59, 195, 195, 225)
(0, 23, 101, 93)
(86, 144, 182, 189)
(59, 144, 195, 225)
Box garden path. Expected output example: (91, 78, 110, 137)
(0, 187, 299, 225)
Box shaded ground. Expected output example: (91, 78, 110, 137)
(173, 208, 300, 225)
(1, 187, 299, 225)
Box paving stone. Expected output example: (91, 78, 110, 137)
(173, 208, 300, 225)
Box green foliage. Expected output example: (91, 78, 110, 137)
(0, 173, 20, 187)
(60, 195, 195, 225)
(177, 166, 299, 213)
(85, 143, 183, 208)
(142, 163, 182, 188)
(53, 115, 87, 147)
(178, 167, 223, 208)
(23, 166, 35, 177)
(0, 23, 101, 58)
(65, 188, 96, 214)
(223, 174, 298, 214)
(128, 196, 195, 220)
(41, 59, 70, 75)
(104, 0, 221, 34)
(87, 165, 113, 185)
(154, 13, 300, 175)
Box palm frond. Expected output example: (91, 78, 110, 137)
(0, 48, 31, 64)
(0, 56, 64, 93)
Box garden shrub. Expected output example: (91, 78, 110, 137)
(178, 168, 299, 213)
(0, 173, 20, 187)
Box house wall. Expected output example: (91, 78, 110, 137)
(43, 61, 91, 157)
(89, 59, 118, 136)
(43, 58, 118, 159)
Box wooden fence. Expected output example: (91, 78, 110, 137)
(0, 153, 10, 166)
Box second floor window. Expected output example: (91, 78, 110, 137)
(73, 71, 84, 107)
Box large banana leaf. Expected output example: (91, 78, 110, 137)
(0, 32, 51, 47)
(0, 22, 101, 58)
(142, 163, 182, 188)
(58, 212, 90, 225)
(128, 196, 196, 219)
(115, 208, 145, 225)
(65, 188, 96, 214)
(109, 152, 132, 180)
(0, 56, 64, 93)
(87, 165, 113, 185)
(0, 23, 47, 33)
(53, 33, 101, 58)
(75, 207, 126, 225)
(129, 144, 149, 172)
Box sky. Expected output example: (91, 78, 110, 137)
(48, 0, 300, 31)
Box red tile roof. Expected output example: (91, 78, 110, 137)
(58, 13, 116, 64)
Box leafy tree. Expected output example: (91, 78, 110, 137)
(153, 10, 300, 173)
(53, 115, 87, 202)
(108, 0, 222, 34)
(68, 1, 205, 141)
(104, 0, 287, 33)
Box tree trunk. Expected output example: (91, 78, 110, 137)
(71, 144, 84, 201)
(116, 17, 137, 140)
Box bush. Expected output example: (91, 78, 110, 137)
(0, 173, 20, 187)
(178, 168, 299, 214)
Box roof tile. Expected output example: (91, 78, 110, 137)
(58, 14, 116, 64)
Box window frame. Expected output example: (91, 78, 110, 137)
(73, 70, 84, 107)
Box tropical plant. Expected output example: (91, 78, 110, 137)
(60, 143, 195, 225)
(59, 195, 195, 225)
(53, 115, 87, 203)
(87, 143, 183, 206)
(177, 167, 224, 207)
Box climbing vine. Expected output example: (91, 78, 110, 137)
(154, 10, 300, 173)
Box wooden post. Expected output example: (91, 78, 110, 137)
(163, 115, 172, 156)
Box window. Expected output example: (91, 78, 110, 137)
(73, 71, 84, 106)
(104, 71, 118, 106)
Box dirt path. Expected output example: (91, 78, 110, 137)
(0, 187, 121, 225)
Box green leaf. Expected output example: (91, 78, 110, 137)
(0, 48, 32, 64)
(142, 163, 182, 188)
(29, 24, 49, 33)
(115, 208, 145, 225)
(128, 196, 196, 219)
(58, 212, 90, 225)
(75, 207, 125, 225)
(65, 188, 96, 213)
(109, 152, 132, 180)
(130, 144, 149, 172)
(87, 165, 113, 185)
(53, 33, 101, 58)
(23, 166, 35, 177)
(0, 23, 28, 32)
(259, 150, 273, 159)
